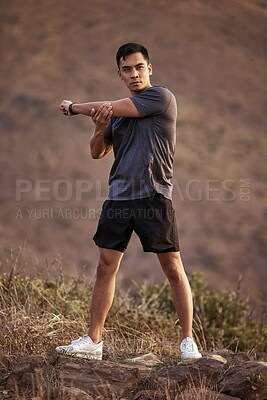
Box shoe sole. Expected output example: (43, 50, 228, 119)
(56, 349, 102, 360)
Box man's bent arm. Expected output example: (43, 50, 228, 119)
(90, 129, 113, 159)
(89, 104, 113, 159)
(60, 98, 140, 118)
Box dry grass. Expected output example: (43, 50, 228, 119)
(0, 248, 266, 362)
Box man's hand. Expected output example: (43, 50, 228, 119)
(91, 103, 113, 130)
(90, 103, 113, 159)
(59, 100, 72, 116)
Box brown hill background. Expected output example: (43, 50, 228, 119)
(0, 0, 266, 307)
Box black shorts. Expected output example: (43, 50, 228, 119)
(93, 193, 179, 253)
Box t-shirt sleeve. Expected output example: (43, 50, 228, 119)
(130, 86, 172, 117)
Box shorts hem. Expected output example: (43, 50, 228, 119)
(93, 240, 126, 253)
(143, 247, 180, 254)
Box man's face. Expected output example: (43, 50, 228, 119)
(118, 52, 152, 94)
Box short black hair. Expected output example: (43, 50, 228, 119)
(116, 43, 150, 68)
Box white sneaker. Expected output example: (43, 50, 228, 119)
(55, 336, 103, 360)
(180, 337, 202, 361)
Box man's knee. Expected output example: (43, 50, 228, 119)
(158, 252, 185, 281)
(164, 263, 185, 282)
(96, 262, 118, 281)
(96, 249, 122, 279)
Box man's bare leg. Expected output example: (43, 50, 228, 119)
(88, 248, 123, 343)
(157, 251, 193, 339)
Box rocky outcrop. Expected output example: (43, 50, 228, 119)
(1, 351, 266, 400)
(218, 360, 267, 400)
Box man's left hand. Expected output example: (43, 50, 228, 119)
(91, 103, 113, 130)
(59, 100, 72, 116)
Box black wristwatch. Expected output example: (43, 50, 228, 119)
(69, 102, 78, 115)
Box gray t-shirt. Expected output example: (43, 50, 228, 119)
(104, 85, 177, 200)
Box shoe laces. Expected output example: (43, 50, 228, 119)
(182, 338, 195, 351)
(71, 336, 90, 347)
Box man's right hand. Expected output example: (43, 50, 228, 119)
(89, 103, 113, 159)
(91, 103, 113, 130)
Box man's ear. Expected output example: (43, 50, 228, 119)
(148, 63, 153, 76)
(117, 69, 123, 80)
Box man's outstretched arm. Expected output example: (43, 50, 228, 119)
(59, 97, 140, 118)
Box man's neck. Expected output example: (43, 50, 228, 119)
(131, 84, 152, 96)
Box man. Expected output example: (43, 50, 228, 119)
(56, 43, 202, 361)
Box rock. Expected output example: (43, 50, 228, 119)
(3, 351, 267, 400)
(125, 353, 163, 367)
(259, 361, 267, 367)
(174, 388, 241, 399)
(208, 354, 228, 364)
(6, 355, 46, 397)
(60, 386, 94, 399)
(211, 349, 251, 364)
(0, 353, 10, 390)
(150, 356, 228, 393)
(133, 389, 166, 399)
(188, 357, 228, 386)
(58, 357, 143, 398)
(0, 353, 10, 370)
(218, 360, 267, 400)
(26, 388, 93, 400)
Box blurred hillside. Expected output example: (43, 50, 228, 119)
(0, 0, 266, 306)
